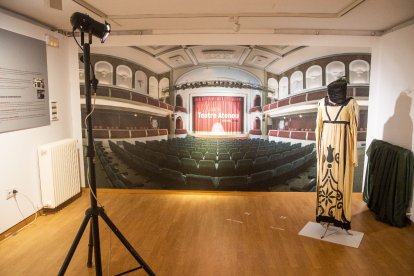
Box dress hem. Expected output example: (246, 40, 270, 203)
(316, 216, 351, 230)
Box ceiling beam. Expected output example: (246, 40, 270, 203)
(383, 16, 414, 35)
(338, 0, 365, 17)
(254, 46, 283, 57)
(273, 28, 383, 36)
(156, 58, 173, 70)
(183, 46, 199, 65)
(108, 0, 366, 20)
(97, 27, 383, 38)
(96, 33, 377, 48)
(238, 47, 252, 65)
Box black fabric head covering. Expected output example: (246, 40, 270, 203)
(327, 77, 348, 104)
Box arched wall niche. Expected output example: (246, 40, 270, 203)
(279, 77, 289, 99)
(149, 76, 159, 99)
(116, 65, 132, 89)
(159, 77, 170, 98)
(135, 70, 147, 93)
(268, 54, 371, 94)
(306, 65, 323, 89)
(89, 53, 162, 97)
(350, 60, 370, 84)
(290, 71, 303, 94)
(326, 61, 346, 85)
(95, 61, 113, 85)
(268, 77, 278, 99)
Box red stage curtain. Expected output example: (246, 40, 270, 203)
(193, 96, 243, 133)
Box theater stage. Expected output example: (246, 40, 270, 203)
(191, 132, 249, 139)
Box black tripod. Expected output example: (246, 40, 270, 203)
(58, 31, 155, 276)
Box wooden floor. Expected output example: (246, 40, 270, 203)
(0, 189, 413, 276)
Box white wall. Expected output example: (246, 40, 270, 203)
(367, 24, 414, 222)
(0, 11, 83, 234)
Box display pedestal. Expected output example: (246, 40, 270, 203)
(299, 221, 364, 248)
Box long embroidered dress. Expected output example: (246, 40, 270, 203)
(315, 97, 359, 230)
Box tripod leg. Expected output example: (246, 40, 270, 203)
(99, 209, 156, 276)
(91, 211, 103, 276)
(59, 213, 91, 276)
(87, 222, 94, 267)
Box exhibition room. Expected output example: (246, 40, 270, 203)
(0, 0, 413, 275)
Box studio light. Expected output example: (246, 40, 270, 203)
(70, 12, 111, 43)
(60, 12, 154, 276)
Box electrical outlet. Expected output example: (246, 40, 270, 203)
(5, 188, 17, 200)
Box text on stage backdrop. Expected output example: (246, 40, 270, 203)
(192, 96, 243, 134)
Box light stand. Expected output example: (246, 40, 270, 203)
(59, 14, 155, 276)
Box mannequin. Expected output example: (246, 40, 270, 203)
(315, 77, 359, 234)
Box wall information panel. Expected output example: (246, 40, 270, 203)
(0, 28, 50, 133)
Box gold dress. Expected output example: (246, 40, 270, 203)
(315, 97, 359, 230)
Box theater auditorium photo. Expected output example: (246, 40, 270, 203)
(0, 1, 413, 275)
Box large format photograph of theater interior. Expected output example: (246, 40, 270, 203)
(82, 45, 369, 192)
(2, 0, 414, 275)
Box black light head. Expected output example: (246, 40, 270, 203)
(70, 12, 111, 43)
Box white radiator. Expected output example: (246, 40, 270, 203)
(38, 138, 81, 209)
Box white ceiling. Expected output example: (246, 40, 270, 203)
(1, 0, 412, 74)
(91, 44, 371, 74)
(1, 0, 413, 35)
(129, 45, 303, 71)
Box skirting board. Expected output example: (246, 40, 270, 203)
(299, 221, 364, 248)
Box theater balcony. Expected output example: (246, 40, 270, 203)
(264, 84, 369, 115)
(265, 85, 369, 145)
(79, 82, 173, 144)
(79, 83, 174, 115)
(268, 129, 367, 143)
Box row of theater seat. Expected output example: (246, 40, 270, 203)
(135, 141, 303, 162)
(145, 136, 293, 149)
(141, 138, 299, 160)
(95, 142, 128, 189)
(108, 140, 316, 191)
(164, 136, 265, 146)
(123, 140, 314, 177)
(160, 152, 315, 190)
